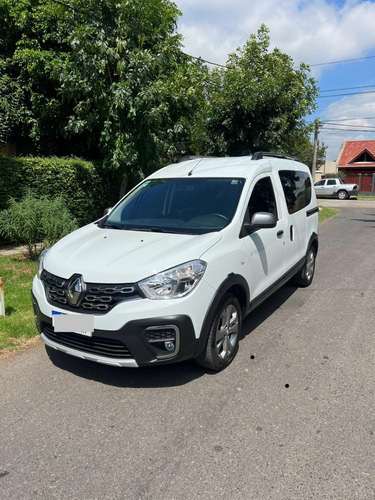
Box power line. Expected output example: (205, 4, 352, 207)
(184, 51, 375, 71)
(320, 84, 375, 93)
(183, 53, 227, 68)
(310, 54, 375, 66)
(322, 122, 375, 129)
(323, 117, 375, 122)
(317, 90, 375, 99)
(322, 126, 375, 132)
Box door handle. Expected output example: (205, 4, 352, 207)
(277, 230, 284, 237)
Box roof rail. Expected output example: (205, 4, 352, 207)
(177, 155, 217, 163)
(251, 151, 299, 162)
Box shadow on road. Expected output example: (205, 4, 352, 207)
(46, 345, 207, 388)
(45, 283, 298, 388)
(241, 283, 298, 339)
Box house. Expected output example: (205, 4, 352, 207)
(336, 140, 375, 193)
(315, 160, 337, 181)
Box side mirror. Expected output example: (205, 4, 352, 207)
(243, 212, 277, 235)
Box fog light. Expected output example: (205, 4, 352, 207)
(144, 325, 180, 359)
(164, 341, 175, 351)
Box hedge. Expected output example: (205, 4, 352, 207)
(0, 154, 118, 227)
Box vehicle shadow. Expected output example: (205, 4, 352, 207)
(46, 283, 299, 388)
(46, 345, 207, 388)
(240, 283, 298, 339)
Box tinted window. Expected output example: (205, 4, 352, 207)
(279, 170, 312, 214)
(248, 177, 277, 221)
(315, 180, 325, 186)
(105, 178, 245, 234)
(327, 179, 336, 185)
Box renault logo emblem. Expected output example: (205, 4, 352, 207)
(66, 275, 85, 306)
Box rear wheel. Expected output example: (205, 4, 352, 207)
(337, 190, 348, 200)
(293, 246, 316, 287)
(196, 294, 241, 371)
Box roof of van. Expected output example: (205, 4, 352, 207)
(149, 156, 309, 180)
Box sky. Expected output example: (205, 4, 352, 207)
(176, 0, 375, 161)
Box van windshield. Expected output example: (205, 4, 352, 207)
(103, 178, 245, 234)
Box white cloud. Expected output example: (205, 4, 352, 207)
(177, 0, 375, 161)
(320, 94, 375, 160)
(177, 0, 375, 67)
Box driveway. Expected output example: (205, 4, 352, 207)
(1, 204, 375, 499)
(317, 197, 375, 208)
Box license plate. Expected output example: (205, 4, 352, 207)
(52, 311, 94, 337)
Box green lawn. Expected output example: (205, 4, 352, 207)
(319, 206, 339, 223)
(0, 255, 38, 352)
(358, 195, 375, 200)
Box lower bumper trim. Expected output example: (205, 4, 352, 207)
(41, 333, 139, 367)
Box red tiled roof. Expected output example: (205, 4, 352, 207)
(338, 140, 375, 166)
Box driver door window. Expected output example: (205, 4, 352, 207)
(247, 176, 278, 222)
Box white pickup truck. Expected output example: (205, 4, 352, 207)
(314, 178, 359, 199)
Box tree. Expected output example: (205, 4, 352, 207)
(0, 0, 207, 191)
(192, 25, 318, 161)
(0, 0, 73, 154)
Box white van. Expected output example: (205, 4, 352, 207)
(32, 153, 319, 371)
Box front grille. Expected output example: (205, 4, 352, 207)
(41, 270, 143, 314)
(43, 323, 133, 359)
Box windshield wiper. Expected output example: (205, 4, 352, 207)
(129, 226, 180, 233)
(101, 222, 124, 230)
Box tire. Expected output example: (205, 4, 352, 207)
(293, 246, 316, 287)
(337, 190, 348, 200)
(196, 294, 242, 371)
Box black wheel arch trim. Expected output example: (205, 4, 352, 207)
(194, 273, 250, 358)
(308, 232, 319, 254)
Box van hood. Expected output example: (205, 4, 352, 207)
(43, 224, 221, 283)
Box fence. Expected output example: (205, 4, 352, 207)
(344, 172, 375, 194)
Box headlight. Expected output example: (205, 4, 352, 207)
(37, 248, 49, 279)
(138, 260, 207, 300)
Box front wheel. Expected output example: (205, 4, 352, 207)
(196, 294, 242, 371)
(337, 190, 348, 200)
(293, 246, 316, 287)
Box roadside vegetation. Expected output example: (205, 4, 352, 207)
(0, 190, 78, 258)
(0, 255, 38, 353)
(319, 206, 339, 223)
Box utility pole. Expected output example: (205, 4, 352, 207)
(311, 119, 321, 183)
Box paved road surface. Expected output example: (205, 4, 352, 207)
(1, 204, 375, 499)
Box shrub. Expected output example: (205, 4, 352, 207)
(0, 154, 106, 226)
(0, 190, 78, 258)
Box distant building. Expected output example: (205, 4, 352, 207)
(315, 160, 337, 181)
(337, 140, 375, 193)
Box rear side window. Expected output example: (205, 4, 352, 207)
(279, 170, 312, 214)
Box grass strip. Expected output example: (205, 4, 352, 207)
(0, 255, 38, 353)
(319, 206, 339, 223)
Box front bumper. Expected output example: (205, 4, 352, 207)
(32, 292, 199, 368)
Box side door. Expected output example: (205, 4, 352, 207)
(314, 179, 325, 196)
(278, 169, 312, 273)
(325, 179, 337, 195)
(241, 175, 286, 300)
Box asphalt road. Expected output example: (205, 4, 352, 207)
(1, 203, 375, 500)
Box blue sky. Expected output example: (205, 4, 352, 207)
(176, 0, 375, 161)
